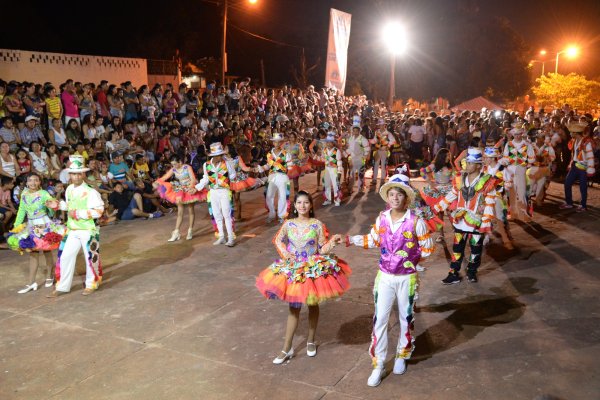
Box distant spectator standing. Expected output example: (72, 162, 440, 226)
(123, 81, 139, 122)
(44, 85, 63, 126)
(61, 79, 80, 126)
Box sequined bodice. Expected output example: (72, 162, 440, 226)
(283, 220, 323, 259)
(174, 165, 193, 186)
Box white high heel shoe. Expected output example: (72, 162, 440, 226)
(186, 228, 193, 240)
(272, 348, 294, 364)
(168, 229, 181, 242)
(18, 282, 38, 294)
(307, 342, 317, 357)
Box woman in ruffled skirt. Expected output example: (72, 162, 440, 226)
(8, 172, 65, 293)
(256, 190, 350, 364)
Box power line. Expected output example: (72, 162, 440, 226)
(229, 22, 314, 50)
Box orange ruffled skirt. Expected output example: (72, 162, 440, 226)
(230, 176, 259, 192)
(156, 180, 207, 204)
(256, 255, 351, 306)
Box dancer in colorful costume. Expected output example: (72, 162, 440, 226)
(371, 119, 396, 185)
(320, 132, 343, 206)
(195, 142, 236, 247)
(528, 131, 556, 207)
(264, 132, 291, 223)
(482, 145, 514, 249)
(9, 172, 65, 293)
(256, 191, 349, 364)
(501, 126, 535, 221)
(560, 122, 595, 212)
(434, 148, 498, 284)
(229, 144, 259, 220)
(46, 155, 104, 297)
(346, 171, 434, 387)
(285, 132, 309, 195)
(419, 148, 455, 242)
(155, 154, 207, 241)
(346, 125, 370, 193)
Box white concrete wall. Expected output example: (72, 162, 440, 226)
(0, 49, 148, 87)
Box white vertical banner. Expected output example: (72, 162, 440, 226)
(325, 8, 352, 95)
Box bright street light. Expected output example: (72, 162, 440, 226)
(540, 50, 547, 56)
(382, 22, 408, 55)
(382, 22, 407, 110)
(555, 45, 580, 74)
(222, 0, 259, 85)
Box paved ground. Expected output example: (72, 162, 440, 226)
(1, 174, 599, 400)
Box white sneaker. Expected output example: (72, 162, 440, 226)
(213, 237, 226, 245)
(323, 200, 332, 206)
(416, 264, 425, 272)
(225, 238, 235, 247)
(334, 201, 341, 206)
(393, 358, 407, 375)
(367, 368, 384, 387)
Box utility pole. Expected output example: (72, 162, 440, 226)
(260, 59, 266, 87)
(221, 0, 228, 86)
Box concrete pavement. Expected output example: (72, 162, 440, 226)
(1, 175, 599, 400)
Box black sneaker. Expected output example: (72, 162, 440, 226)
(467, 272, 478, 283)
(441, 272, 461, 285)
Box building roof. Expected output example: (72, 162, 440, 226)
(451, 96, 504, 112)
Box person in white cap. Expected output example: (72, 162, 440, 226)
(560, 121, 595, 212)
(264, 133, 291, 223)
(46, 155, 104, 297)
(19, 116, 47, 148)
(346, 125, 370, 193)
(345, 171, 434, 387)
(320, 132, 343, 206)
(195, 143, 237, 246)
(434, 147, 498, 284)
(370, 119, 396, 185)
(501, 125, 535, 221)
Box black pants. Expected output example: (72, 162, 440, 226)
(449, 229, 484, 274)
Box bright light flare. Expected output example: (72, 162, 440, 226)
(539, 50, 547, 56)
(248, 0, 258, 4)
(382, 22, 408, 55)
(565, 46, 579, 58)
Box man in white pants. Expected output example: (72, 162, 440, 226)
(371, 119, 396, 185)
(346, 125, 370, 193)
(265, 133, 291, 223)
(47, 155, 104, 297)
(320, 132, 343, 206)
(195, 142, 237, 246)
(347, 171, 434, 387)
(502, 126, 535, 221)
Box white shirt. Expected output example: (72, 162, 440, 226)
(409, 125, 425, 143)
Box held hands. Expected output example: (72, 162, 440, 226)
(45, 199, 59, 210)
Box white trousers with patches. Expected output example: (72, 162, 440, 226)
(210, 188, 234, 239)
(370, 271, 417, 369)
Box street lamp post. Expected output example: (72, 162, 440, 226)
(221, 0, 257, 86)
(529, 60, 545, 76)
(382, 22, 407, 111)
(555, 46, 579, 74)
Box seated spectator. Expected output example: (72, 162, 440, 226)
(132, 154, 150, 181)
(109, 152, 133, 188)
(19, 116, 46, 148)
(0, 142, 18, 179)
(0, 176, 16, 231)
(0, 117, 22, 151)
(65, 119, 82, 147)
(133, 178, 171, 215)
(108, 182, 162, 220)
(73, 142, 89, 161)
(15, 148, 31, 176)
(106, 130, 130, 158)
(29, 141, 52, 179)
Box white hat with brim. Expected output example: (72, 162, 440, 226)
(509, 127, 525, 136)
(66, 155, 90, 173)
(379, 173, 416, 205)
(270, 132, 285, 141)
(25, 116, 39, 123)
(208, 142, 227, 157)
(321, 132, 337, 142)
(483, 146, 501, 158)
(465, 147, 484, 164)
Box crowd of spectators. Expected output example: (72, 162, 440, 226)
(1, 75, 599, 242)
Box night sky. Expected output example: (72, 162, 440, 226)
(2, 0, 599, 99)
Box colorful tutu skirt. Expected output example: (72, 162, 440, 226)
(308, 157, 325, 170)
(156, 180, 207, 204)
(256, 254, 351, 306)
(7, 219, 65, 253)
(419, 183, 453, 209)
(230, 170, 261, 192)
(287, 165, 304, 179)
